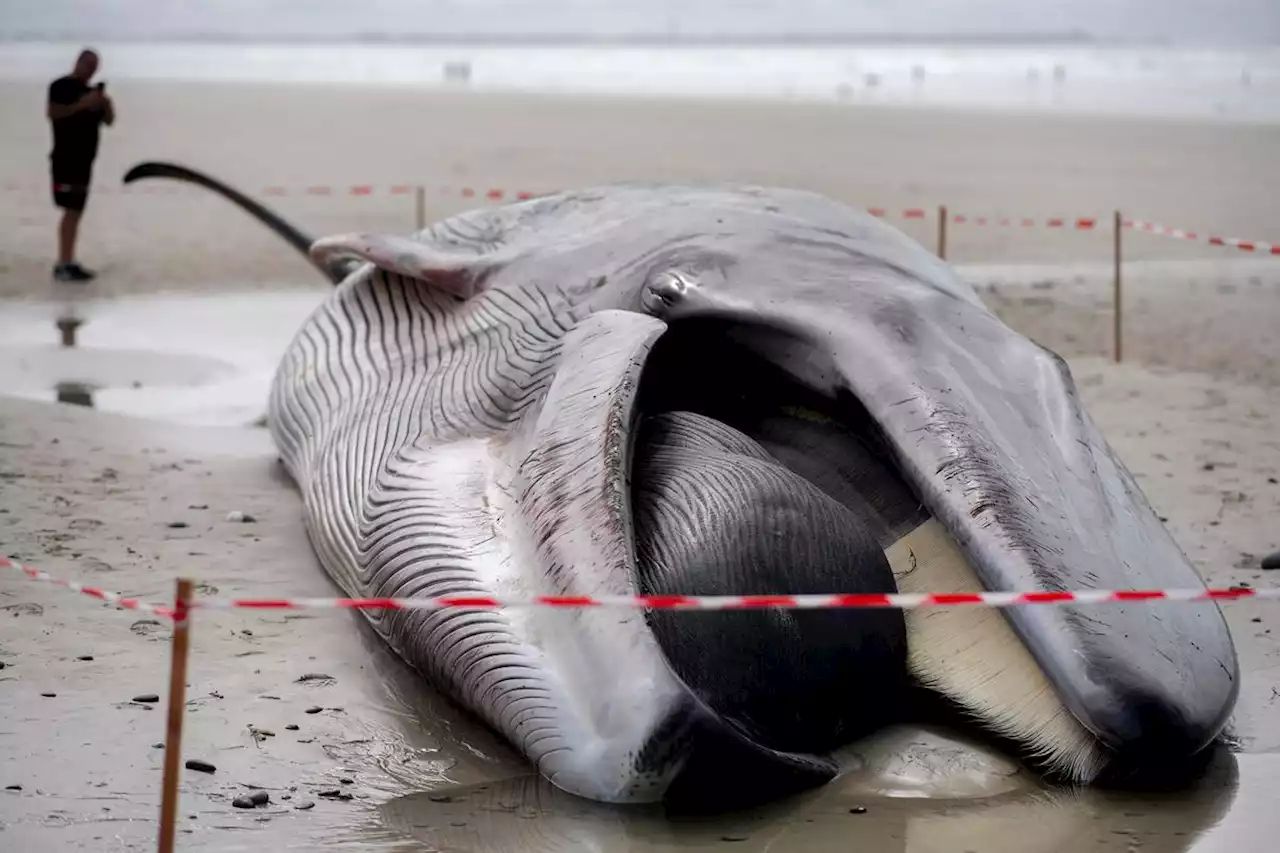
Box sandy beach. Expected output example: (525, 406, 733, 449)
(2, 356, 1277, 851)
(1, 77, 1279, 850)
(2, 79, 1278, 379)
(1, 81, 1280, 275)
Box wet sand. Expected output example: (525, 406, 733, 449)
(1, 79, 1279, 850)
(968, 257, 1280, 387)
(2, 334, 1278, 850)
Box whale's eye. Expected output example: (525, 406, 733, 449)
(641, 270, 693, 315)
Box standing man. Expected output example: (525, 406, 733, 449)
(46, 48, 114, 282)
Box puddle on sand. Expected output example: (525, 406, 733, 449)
(0, 288, 326, 426)
(376, 736, 1278, 853)
(53, 379, 95, 407)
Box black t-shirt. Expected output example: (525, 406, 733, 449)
(48, 75, 104, 166)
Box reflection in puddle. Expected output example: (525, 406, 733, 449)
(55, 315, 83, 347)
(0, 290, 325, 427)
(53, 380, 95, 408)
(380, 743, 1243, 853)
(52, 314, 95, 408)
(834, 726, 1027, 800)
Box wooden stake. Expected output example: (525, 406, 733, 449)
(1113, 209, 1123, 363)
(414, 185, 426, 232)
(937, 204, 948, 260)
(56, 316, 81, 348)
(157, 579, 193, 853)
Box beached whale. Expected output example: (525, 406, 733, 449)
(126, 162, 1238, 808)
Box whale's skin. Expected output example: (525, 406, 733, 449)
(251, 182, 1236, 805)
(115, 162, 1238, 807)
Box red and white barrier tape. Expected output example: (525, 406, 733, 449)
(866, 207, 931, 220)
(950, 214, 1099, 230)
(4, 557, 174, 619)
(4, 555, 1275, 621)
(1, 180, 542, 202)
(259, 184, 542, 202)
(4, 179, 1278, 250)
(1125, 218, 1280, 256)
(0, 181, 1089, 228)
(191, 586, 1276, 612)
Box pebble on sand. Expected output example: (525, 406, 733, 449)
(285, 724, 299, 731)
(304, 706, 323, 714)
(76, 655, 93, 661)
(226, 510, 257, 523)
(40, 692, 56, 698)
(318, 789, 353, 801)
(296, 673, 335, 683)
(5, 785, 21, 791)
(133, 694, 161, 703)
(166, 521, 188, 529)
(232, 790, 270, 809)
(294, 800, 315, 810)
(1261, 551, 1280, 570)
(184, 759, 216, 774)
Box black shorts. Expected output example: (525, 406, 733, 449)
(51, 160, 93, 212)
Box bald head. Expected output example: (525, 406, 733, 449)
(72, 49, 99, 82)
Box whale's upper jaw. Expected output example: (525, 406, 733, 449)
(624, 245, 1239, 769)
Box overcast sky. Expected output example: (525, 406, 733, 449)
(2, 0, 1278, 45)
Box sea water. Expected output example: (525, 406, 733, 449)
(1, 40, 1278, 122)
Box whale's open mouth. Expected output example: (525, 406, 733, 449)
(612, 310, 1237, 802)
(629, 318, 919, 750)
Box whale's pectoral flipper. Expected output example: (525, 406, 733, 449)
(309, 233, 503, 300)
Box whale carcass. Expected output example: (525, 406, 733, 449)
(125, 163, 1239, 808)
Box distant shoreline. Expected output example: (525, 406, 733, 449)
(2, 32, 1272, 126)
(0, 31, 1114, 48)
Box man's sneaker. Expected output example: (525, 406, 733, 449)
(53, 262, 96, 282)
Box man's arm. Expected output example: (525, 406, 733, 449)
(47, 101, 81, 120)
(101, 95, 114, 127)
(46, 80, 98, 121)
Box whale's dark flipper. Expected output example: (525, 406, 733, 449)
(122, 161, 358, 285)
